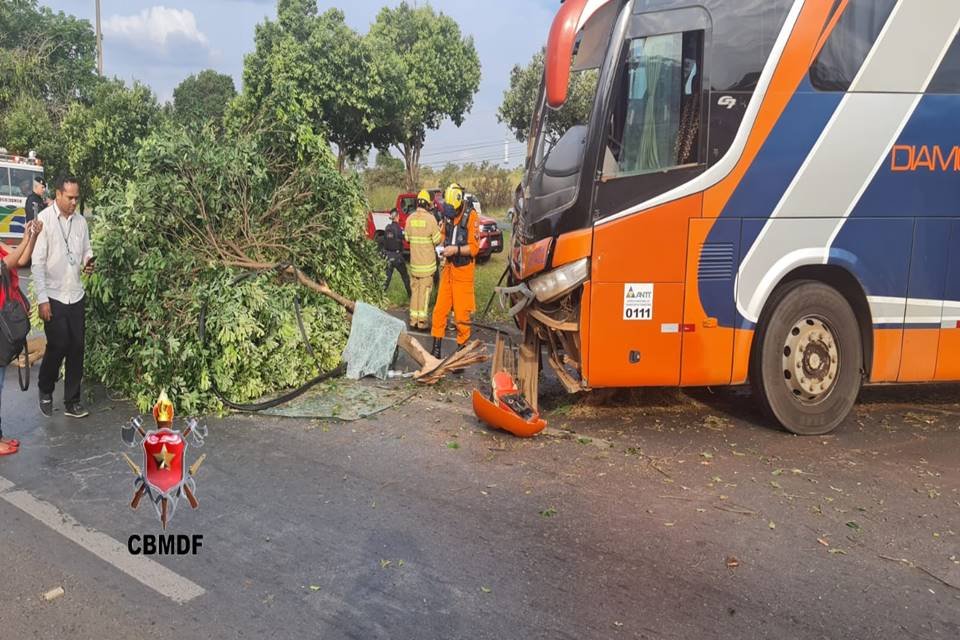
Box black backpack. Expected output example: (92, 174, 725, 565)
(0, 262, 30, 366)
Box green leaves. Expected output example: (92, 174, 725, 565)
(85, 125, 383, 415)
(61, 78, 161, 207)
(368, 2, 481, 188)
(497, 49, 597, 144)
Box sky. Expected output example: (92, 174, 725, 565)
(40, 0, 560, 168)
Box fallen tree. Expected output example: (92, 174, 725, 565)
(86, 121, 487, 414)
(86, 123, 387, 414)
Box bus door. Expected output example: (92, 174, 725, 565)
(589, 8, 710, 387)
(935, 220, 960, 380)
(898, 219, 950, 381)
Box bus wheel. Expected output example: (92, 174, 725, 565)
(752, 281, 862, 435)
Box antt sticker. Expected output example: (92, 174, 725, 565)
(623, 283, 653, 321)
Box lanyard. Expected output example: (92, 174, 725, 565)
(53, 203, 77, 265)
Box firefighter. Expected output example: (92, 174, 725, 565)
(430, 183, 479, 359)
(382, 209, 411, 298)
(404, 190, 441, 330)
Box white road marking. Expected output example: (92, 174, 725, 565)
(0, 474, 205, 604)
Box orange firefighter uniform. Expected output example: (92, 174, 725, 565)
(430, 188, 479, 357)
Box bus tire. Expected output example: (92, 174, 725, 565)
(751, 280, 862, 435)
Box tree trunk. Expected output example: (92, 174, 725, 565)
(400, 141, 422, 191)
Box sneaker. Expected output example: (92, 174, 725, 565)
(39, 392, 53, 417)
(64, 403, 89, 419)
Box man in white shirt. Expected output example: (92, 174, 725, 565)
(33, 176, 94, 419)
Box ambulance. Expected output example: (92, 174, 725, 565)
(476, 0, 960, 436)
(0, 149, 44, 242)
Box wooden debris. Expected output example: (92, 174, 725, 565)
(226, 259, 487, 382)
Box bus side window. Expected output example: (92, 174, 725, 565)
(603, 30, 704, 180)
(928, 35, 960, 93)
(810, 0, 897, 92)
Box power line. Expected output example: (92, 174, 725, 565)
(418, 153, 524, 169)
(418, 140, 524, 160)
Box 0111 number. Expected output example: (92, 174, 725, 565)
(624, 307, 652, 320)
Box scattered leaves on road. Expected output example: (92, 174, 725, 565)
(480, 586, 492, 593)
(446, 441, 460, 450)
(846, 521, 862, 533)
(768, 521, 776, 530)
(578, 437, 593, 445)
(702, 415, 731, 431)
(725, 556, 740, 568)
(309, 585, 321, 592)
(829, 548, 847, 555)
(539, 507, 558, 518)
(379, 559, 392, 569)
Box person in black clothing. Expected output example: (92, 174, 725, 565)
(431, 200, 444, 288)
(23, 176, 46, 224)
(383, 210, 411, 297)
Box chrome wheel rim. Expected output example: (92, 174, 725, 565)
(782, 316, 840, 404)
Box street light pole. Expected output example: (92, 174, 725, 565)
(95, 0, 103, 76)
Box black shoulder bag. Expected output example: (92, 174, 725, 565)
(0, 263, 30, 388)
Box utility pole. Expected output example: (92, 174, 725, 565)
(95, 0, 103, 76)
(504, 135, 509, 166)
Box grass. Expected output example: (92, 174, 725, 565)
(367, 184, 401, 211)
(384, 224, 512, 323)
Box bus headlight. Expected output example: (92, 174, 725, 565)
(528, 258, 589, 303)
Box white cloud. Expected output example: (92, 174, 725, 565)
(103, 6, 209, 53)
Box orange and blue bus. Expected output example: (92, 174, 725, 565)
(487, 0, 960, 435)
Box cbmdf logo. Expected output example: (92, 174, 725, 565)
(120, 391, 208, 529)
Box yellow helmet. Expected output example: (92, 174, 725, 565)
(417, 189, 432, 209)
(152, 390, 175, 425)
(444, 183, 465, 212)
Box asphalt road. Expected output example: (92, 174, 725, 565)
(0, 364, 958, 639)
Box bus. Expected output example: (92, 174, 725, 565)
(478, 0, 960, 436)
(0, 149, 44, 242)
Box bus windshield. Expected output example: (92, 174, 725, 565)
(528, 67, 599, 172)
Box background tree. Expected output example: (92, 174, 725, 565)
(172, 69, 236, 130)
(0, 0, 97, 179)
(498, 49, 596, 144)
(368, 2, 481, 190)
(241, 4, 390, 172)
(61, 79, 161, 208)
(0, 0, 97, 118)
(0, 95, 66, 176)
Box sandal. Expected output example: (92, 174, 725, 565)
(0, 442, 18, 456)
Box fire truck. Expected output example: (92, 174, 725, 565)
(475, 0, 960, 437)
(0, 149, 44, 242)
